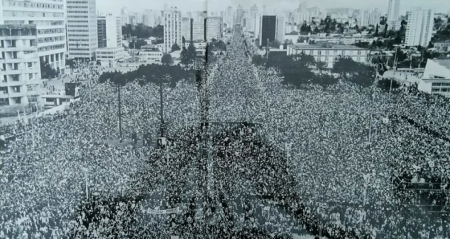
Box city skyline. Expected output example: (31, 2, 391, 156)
(97, 0, 450, 17)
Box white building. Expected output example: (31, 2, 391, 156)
(387, 0, 400, 22)
(163, 7, 182, 53)
(418, 59, 450, 97)
(226, 6, 233, 27)
(66, 0, 98, 60)
(0, 0, 66, 74)
(181, 17, 192, 43)
(276, 16, 285, 43)
(0, 24, 41, 106)
(97, 15, 122, 48)
(192, 20, 205, 42)
(206, 17, 222, 41)
(121, 7, 130, 25)
(96, 14, 125, 66)
(287, 44, 369, 68)
(295, 10, 311, 25)
(405, 9, 434, 47)
(139, 48, 162, 64)
(143, 10, 156, 27)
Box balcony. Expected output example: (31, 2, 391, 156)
(8, 91, 23, 98)
(0, 91, 8, 98)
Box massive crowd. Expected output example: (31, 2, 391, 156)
(0, 26, 449, 238)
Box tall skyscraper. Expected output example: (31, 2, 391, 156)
(163, 7, 182, 53)
(206, 17, 223, 41)
(226, 6, 233, 26)
(405, 9, 434, 47)
(259, 15, 277, 47)
(0, 0, 66, 73)
(181, 17, 193, 43)
(67, 0, 98, 60)
(192, 20, 205, 41)
(236, 5, 244, 25)
(387, 0, 400, 22)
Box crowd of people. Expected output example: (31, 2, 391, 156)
(0, 26, 449, 238)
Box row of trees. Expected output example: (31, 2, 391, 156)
(252, 53, 377, 88)
(122, 24, 163, 39)
(128, 39, 148, 49)
(98, 63, 193, 87)
(40, 59, 59, 79)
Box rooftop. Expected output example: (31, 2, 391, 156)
(288, 44, 366, 50)
(433, 59, 450, 70)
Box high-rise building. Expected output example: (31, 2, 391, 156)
(121, 7, 130, 25)
(405, 9, 434, 47)
(143, 10, 156, 27)
(236, 5, 244, 25)
(206, 17, 223, 41)
(96, 14, 125, 65)
(387, 0, 400, 22)
(0, 0, 66, 74)
(226, 6, 233, 26)
(192, 20, 205, 41)
(163, 7, 182, 53)
(97, 15, 122, 48)
(0, 25, 41, 106)
(67, 0, 98, 60)
(358, 9, 381, 27)
(259, 15, 277, 47)
(276, 16, 285, 43)
(181, 17, 193, 43)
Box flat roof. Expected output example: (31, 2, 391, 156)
(432, 59, 450, 70)
(141, 49, 161, 52)
(288, 44, 367, 50)
(41, 95, 74, 99)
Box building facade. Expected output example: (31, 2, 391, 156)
(181, 17, 192, 43)
(97, 14, 122, 48)
(287, 44, 369, 68)
(259, 15, 277, 47)
(66, 0, 98, 60)
(0, 24, 41, 106)
(434, 41, 450, 53)
(163, 7, 182, 53)
(387, 0, 400, 22)
(405, 9, 434, 47)
(0, 0, 66, 74)
(418, 59, 450, 97)
(206, 17, 222, 41)
(192, 20, 205, 42)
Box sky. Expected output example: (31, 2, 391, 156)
(97, 0, 450, 16)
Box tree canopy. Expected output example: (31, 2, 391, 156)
(98, 64, 193, 88)
(161, 53, 174, 65)
(128, 39, 147, 49)
(332, 56, 375, 87)
(122, 24, 163, 39)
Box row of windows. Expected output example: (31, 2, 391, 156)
(67, 11, 88, 14)
(3, 11, 64, 18)
(2, 0, 63, 9)
(432, 83, 450, 87)
(431, 88, 450, 92)
(38, 44, 65, 52)
(38, 29, 65, 35)
(293, 49, 366, 55)
(68, 29, 89, 32)
(38, 36, 64, 43)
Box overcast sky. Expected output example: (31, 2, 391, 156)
(97, 0, 450, 16)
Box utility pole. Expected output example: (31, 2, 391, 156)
(118, 84, 122, 142)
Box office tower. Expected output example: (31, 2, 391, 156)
(192, 20, 205, 41)
(405, 9, 434, 47)
(96, 14, 124, 64)
(143, 10, 156, 27)
(121, 7, 130, 25)
(227, 6, 233, 26)
(276, 16, 285, 43)
(236, 5, 244, 25)
(67, 0, 98, 60)
(163, 7, 182, 53)
(0, 0, 66, 74)
(259, 15, 277, 47)
(0, 25, 40, 106)
(387, 0, 400, 22)
(206, 17, 223, 41)
(97, 14, 122, 48)
(181, 17, 193, 43)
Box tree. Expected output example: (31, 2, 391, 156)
(374, 24, 379, 36)
(332, 56, 375, 87)
(377, 79, 401, 92)
(187, 42, 197, 64)
(129, 39, 147, 49)
(40, 59, 58, 79)
(428, 41, 434, 48)
(182, 36, 186, 46)
(171, 43, 181, 52)
(180, 47, 190, 66)
(384, 24, 388, 38)
(66, 59, 76, 69)
(161, 53, 173, 65)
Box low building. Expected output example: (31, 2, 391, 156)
(139, 48, 162, 64)
(287, 43, 369, 68)
(418, 59, 450, 97)
(434, 41, 450, 53)
(95, 47, 126, 67)
(0, 24, 41, 106)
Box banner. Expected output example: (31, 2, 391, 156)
(147, 207, 180, 215)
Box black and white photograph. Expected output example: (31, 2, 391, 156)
(1, 0, 450, 238)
